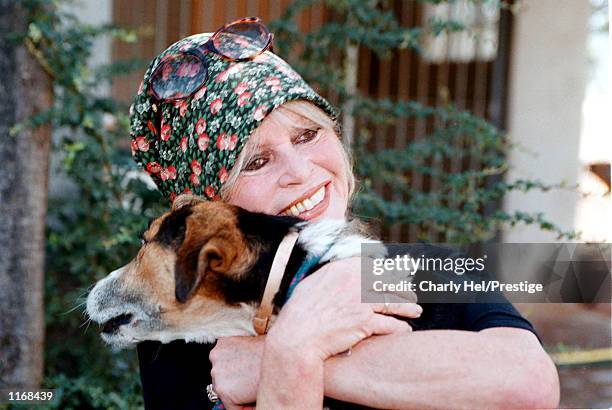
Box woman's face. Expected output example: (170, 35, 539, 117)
(226, 109, 350, 221)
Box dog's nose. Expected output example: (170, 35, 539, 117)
(101, 313, 133, 334)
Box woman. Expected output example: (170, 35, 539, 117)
(131, 18, 559, 409)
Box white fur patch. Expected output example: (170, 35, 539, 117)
(146, 303, 258, 344)
(297, 218, 387, 262)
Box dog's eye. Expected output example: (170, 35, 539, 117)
(138, 228, 149, 246)
(139, 233, 148, 247)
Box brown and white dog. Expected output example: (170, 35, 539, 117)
(86, 194, 385, 348)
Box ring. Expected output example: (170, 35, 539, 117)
(206, 383, 219, 403)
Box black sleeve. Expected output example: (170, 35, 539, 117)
(410, 300, 540, 345)
(402, 244, 540, 342)
(137, 340, 215, 410)
(463, 300, 540, 339)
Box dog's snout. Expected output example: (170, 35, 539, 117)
(101, 313, 133, 334)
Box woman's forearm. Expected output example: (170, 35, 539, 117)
(322, 328, 559, 409)
(256, 339, 325, 409)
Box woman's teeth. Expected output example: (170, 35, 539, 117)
(282, 186, 325, 216)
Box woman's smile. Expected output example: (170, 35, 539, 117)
(278, 182, 329, 219)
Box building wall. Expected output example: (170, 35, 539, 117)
(503, 0, 590, 242)
(48, 0, 112, 201)
(63, 0, 113, 92)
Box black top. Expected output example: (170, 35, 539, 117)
(137, 300, 538, 410)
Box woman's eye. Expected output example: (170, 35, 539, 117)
(295, 128, 320, 144)
(244, 156, 268, 171)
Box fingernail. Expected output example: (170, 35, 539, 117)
(416, 305, 423, 314)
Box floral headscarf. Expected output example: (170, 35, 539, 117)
(129, 33, 336, 202)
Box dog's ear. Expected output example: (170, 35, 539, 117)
(173, 202, 250, 303)
(175, 236, 240, 303)
(197, 238, 238, 275)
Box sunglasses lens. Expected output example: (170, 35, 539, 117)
(151, 53, 207, 100)
(214, 21, 270, 60)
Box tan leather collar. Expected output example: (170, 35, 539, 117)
(253, 231, 299, 335)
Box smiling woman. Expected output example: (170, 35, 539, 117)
(126, 16, 559, 410)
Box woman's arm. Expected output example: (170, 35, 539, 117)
(256, 337, 325, 409)
(323, 327, 559, 409)
(211, 258, 559, 409)
(212, 327, 558, 409)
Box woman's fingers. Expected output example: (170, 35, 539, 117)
(362, 287, 418, 303)
(368, 313, 412, 335)
(371, 302, 423, 318)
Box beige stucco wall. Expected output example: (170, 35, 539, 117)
(49, 0, 112, 200)
(503, 0, 590, 243)
(63, 0, 112, 89)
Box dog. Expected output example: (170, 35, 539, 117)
(86, 194, 387, 348)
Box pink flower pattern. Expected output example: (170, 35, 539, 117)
(191, 159, 202, 176)
(237, 92, 252, 107)
(197, 134, 210, 151)
(210, 98, 223, 114)
(196, 118, 207, 135)
(130, 32, 335, 203)
(219, 167, 228, 184)
(216, 133, 238, 151)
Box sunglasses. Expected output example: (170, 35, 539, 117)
(148, 17, 274, 102)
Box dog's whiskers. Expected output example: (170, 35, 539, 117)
(80, 317, 93, 333)
(62, 300, 87, 316)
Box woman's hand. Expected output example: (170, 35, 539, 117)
(209, 336, 264, 408)
(267, 256, 421, 361)
(256, 257, 421, 409)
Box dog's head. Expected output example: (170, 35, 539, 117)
(86, 194, 382, 348)
(86, 195, 270, 347)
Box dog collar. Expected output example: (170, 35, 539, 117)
(253, 230, 300, 335)
(284, 247, 328, 302)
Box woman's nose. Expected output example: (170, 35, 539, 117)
(277, 148, 313, 187)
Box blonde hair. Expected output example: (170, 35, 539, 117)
(220, 101, 357, 206)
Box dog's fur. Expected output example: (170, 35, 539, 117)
(86, 194, 385, 348)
